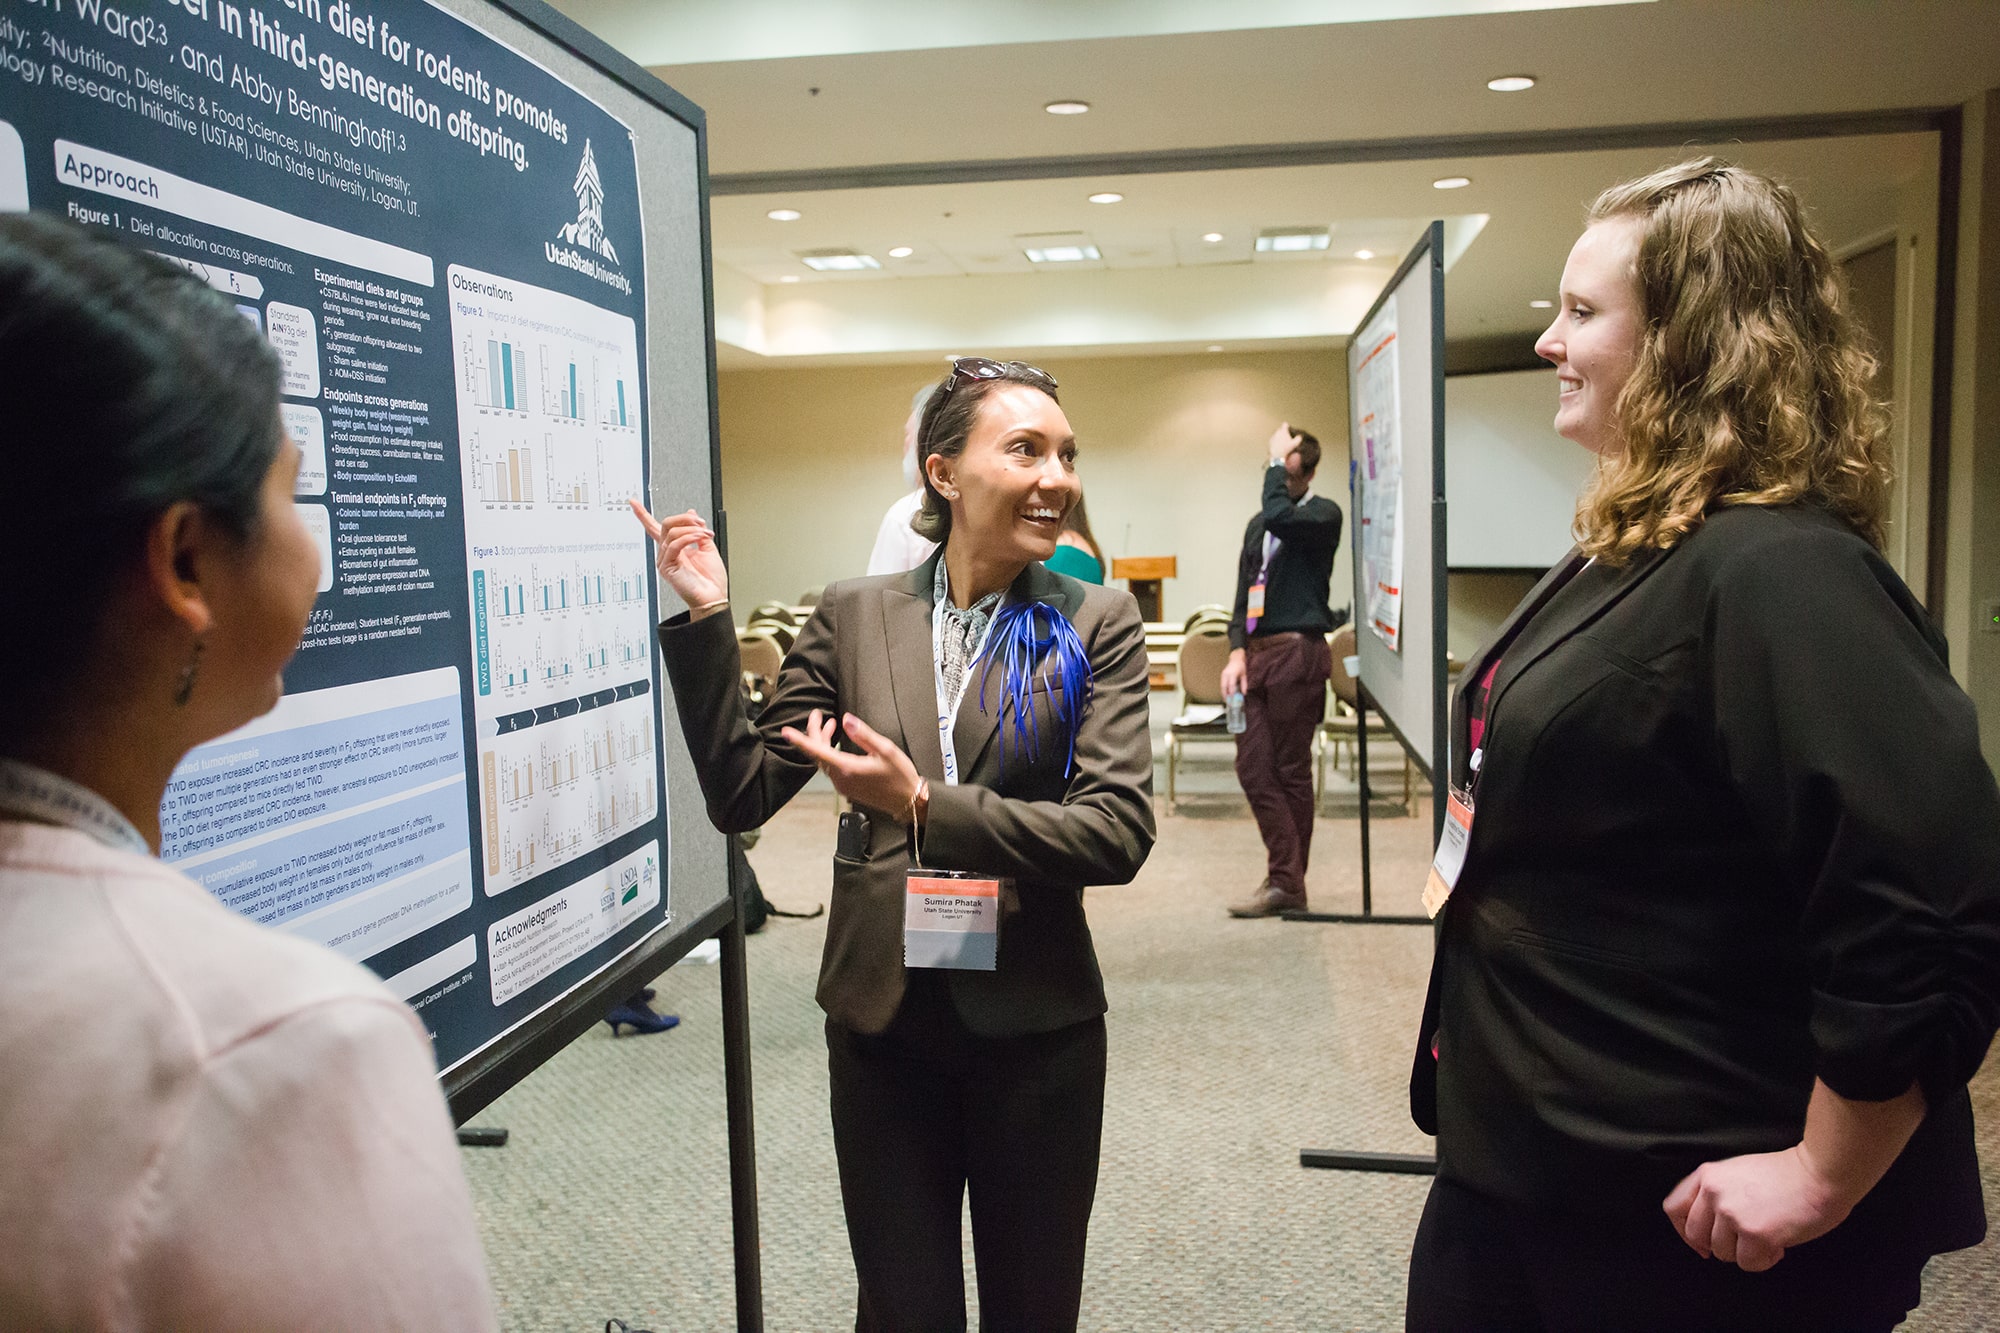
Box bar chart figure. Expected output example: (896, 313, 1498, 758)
(469, 433, 535, 507)
(450, 263, 655, 896)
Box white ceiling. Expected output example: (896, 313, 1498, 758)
(553, 0, 1652, 65)
(546, 0, 1994, 366)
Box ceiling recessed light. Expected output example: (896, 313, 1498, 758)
(1529, 299, 1554, 309)
(1024, 243, 1102, 264)
(1486, 74, 1537, 92)
(1045, 100, 1090, 115)
(1432, 176, 1472, 190)
(796, 249, 881, 272)
(1202, 232, 1224, 244)
(1354, 249, 1376, 260)
(887, 246, 915, 259)
(766, 208, 801, 221)
(1206, 345, 1223, 353)
(1088, 192, 1123, 205)
(1255, 227, 1331, 253)
(778, 275, 800, 283)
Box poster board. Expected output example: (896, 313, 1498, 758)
(0, 0, 728, 1118)
(1347, 221, 1448, 812)
(1445, 367, 1593, 570)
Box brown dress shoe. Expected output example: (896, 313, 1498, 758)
(1226, 882, 1307, 918)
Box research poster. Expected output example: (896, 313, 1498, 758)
(1352, 304, 1405, 653)
(0, 0, 672, 1073)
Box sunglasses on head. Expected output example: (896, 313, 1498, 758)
(921, 357, 1060, 455)
(940, 356, 1058, 397)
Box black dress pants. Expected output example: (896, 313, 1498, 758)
(826, 975, 1107, 1333)
(1407, 1175, 1930, 1333)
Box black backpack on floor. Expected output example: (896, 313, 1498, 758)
(732, 836, 821, 935)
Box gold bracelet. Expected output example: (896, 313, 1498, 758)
(691, 598, 729, 616)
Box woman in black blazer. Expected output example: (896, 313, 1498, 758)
(634, 359, 1155, 1332)
(1405, 159, 2000, 1332)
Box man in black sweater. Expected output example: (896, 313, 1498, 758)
(1220, 423, 1343, 917)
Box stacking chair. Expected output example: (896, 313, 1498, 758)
(744, 607, 796, 655)
(1164, 624, 1235, 809)
(736, 627, 785, 717)
(1181, 604, 1232, 634)
(1315, 626, 1415, 813)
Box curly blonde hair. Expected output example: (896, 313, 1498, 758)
(1574, 157, 1891, 563)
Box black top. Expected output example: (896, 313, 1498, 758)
(1227, 462, 1344, 650)
(1409, 505, 2000, 1254)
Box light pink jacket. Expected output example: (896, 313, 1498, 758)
(0, 821, 498, 1331)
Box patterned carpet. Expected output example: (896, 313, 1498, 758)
(461, 738, 2000, 1331)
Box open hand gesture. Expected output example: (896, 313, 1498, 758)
(630, 499, 727, 610)
(781, 710, 922, 818)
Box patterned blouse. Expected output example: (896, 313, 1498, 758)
(933, 552, 1003, 717)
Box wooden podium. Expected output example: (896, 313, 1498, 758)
(1110, 555, 1176, 621)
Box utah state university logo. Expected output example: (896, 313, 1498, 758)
(546, 139, 631, 294)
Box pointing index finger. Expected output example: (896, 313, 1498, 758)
(628, 498, 663, 540)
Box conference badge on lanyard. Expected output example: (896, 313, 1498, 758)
(904, 868, 1003, 970)
(909, 592, 1003, 968)
(1422, 788, 1474, 919)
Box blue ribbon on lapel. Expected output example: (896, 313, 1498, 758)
(974, 600, 1094, 777)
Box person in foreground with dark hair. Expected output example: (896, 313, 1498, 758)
(1220, 422, 1343, 917)
(633, 356, 1155, 1331)
(1404, 158, 2000, 1332)
(0, 214, 497, 1330)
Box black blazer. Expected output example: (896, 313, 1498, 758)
(659, 553, 1156, 1037)
(1410, 505, 2000, 1250)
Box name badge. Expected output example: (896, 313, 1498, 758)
(1422, 790, 1474, 918)
(904, 868, 1002, 970)
(1246, 580, 1267, 620)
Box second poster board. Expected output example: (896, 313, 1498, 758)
(1347, 221, 1448, 835)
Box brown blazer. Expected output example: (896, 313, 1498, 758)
(659, 552, 1157, 1037)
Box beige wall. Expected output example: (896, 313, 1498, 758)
(717, 349, 1350, 623)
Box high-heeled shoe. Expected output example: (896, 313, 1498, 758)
(605, 997, 679, 1037)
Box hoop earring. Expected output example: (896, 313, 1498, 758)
(173, 639, 206, 708)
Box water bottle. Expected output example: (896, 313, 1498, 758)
(1225, 691, 1247, 734)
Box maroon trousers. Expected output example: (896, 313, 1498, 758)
(1233, 632, 1331, 896)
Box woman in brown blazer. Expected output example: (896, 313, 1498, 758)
(634, 358, 1155, 1331)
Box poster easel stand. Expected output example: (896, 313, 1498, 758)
(1283, 222, 1446, 1175)
(720, 843, 766, 1330)
(1288, 686, 1435, 1174)
(1282, 688, 1429, 927)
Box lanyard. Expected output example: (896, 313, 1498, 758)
(932, 594, 998, 788)
(1258, 530, 1280, 579)
(0, 758, 151, 856)
(1463, 555, 1594, 799)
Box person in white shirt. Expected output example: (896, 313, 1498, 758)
(866, 380, 943, 575)
(0, 213, 498, 1332)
